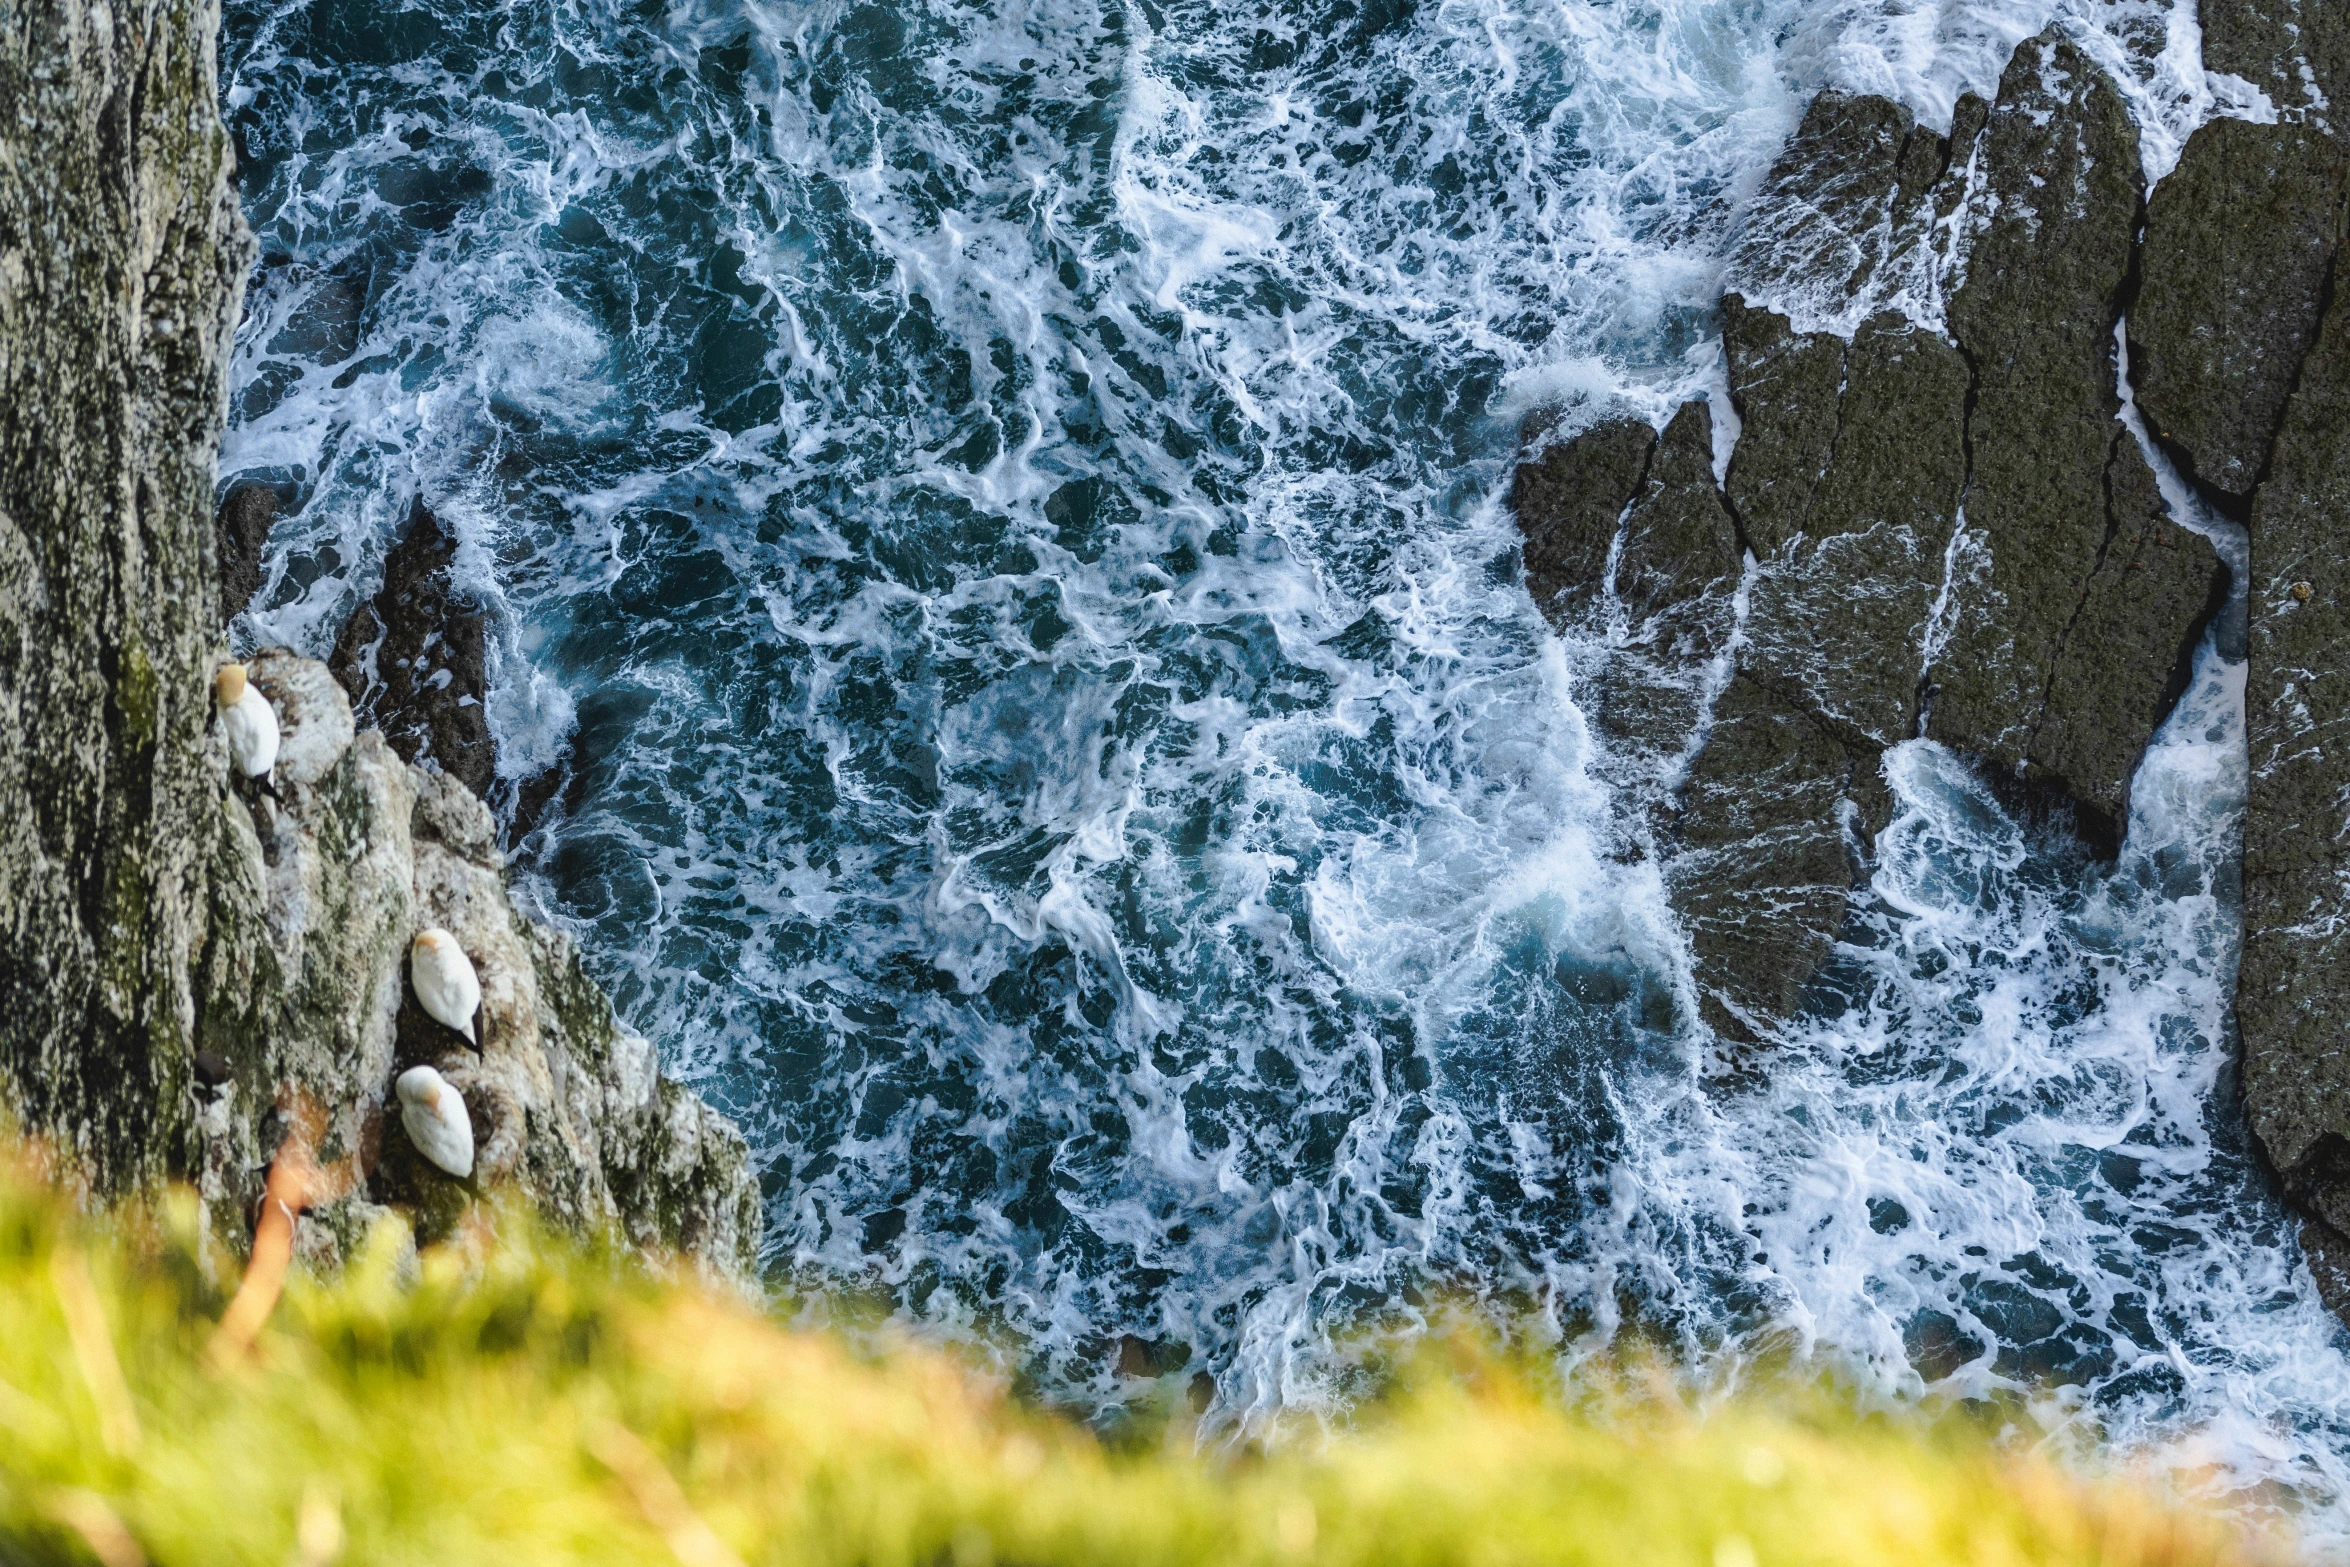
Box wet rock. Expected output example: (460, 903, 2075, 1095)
(2239, 283, 2350, 1251)
(1719, 298, 1846, 556)
(1512, 30, 2221, 1043)
(1511, 415, 1654, 619)
(1924, 31, 2218, 839)
(330, 496, 495, 798)
(2020, 451, 2224, 851)
(1733, 307, 1970, 751)
(1724, 92, 1948, 323)
(2200, 0, 2350, 119)
(1668, 677, 1879, 1038)
(1598, 401, 1743, 772)
(2132, 118, 2349, 502)
(1663, 305, 1971, 1035)
(216, 484, 277, 624)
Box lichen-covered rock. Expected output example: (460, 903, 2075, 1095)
(0, 0, 252, 1191)
(330, 495, 495, 799)
(2131, 118, 2348, 502)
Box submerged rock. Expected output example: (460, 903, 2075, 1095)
(330, 496, 495, 799)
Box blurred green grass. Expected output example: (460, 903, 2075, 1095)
(0, 1145, 2293, 1566)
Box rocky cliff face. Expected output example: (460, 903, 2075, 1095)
(0, 0, 251, 1189)
(196, 653, 758, 1269)
(0, 0, 759, 1278)
(1516, 16, 2350, 1308)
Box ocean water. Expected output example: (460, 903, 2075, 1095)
(217, 0, 2350, 1532)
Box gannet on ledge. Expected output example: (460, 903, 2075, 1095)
(410, 927, 482, 1046)
(395, 1064, 474, 1179)
(214, 662, 279, 787)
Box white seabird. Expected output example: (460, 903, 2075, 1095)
(395, 1065, 474, 1179)
(410, 927, 481, 1045)
(214, 663, 279, 780)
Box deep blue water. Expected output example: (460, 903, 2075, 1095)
(218, 0, 2350, 1528)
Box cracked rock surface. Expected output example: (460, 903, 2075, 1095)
(1520, 15, 2350, 1320)
(2148, 0, 2350, 1317)
(1515, 28, 2225, 1040)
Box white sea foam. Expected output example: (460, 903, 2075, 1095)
(218, 0, 2350, 1536)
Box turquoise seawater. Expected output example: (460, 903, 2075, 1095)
(218, 0, 2350, 1526)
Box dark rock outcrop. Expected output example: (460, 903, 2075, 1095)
(1602, 402, 1743, 775)
(2132, 118, 2348, 503)
(0, 0, 759, 1279)
(1511, 415, 1652, 624)
(2240, 282, 2350, 1259)
(216, 482, 277, 624)
(2201, 0, 2350, 120)
(1925, 36, 2217, 848)
(330, 496, 495, 798)
(2160, 0, 2350, 1318)
(1516, 29, 2224, 1039)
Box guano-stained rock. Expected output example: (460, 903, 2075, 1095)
(196, 655, 762, 1274)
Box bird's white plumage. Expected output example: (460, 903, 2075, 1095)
(410, 928, 481, 1043)
(396, 1065, 473, 1179)
(216, 667, 279, 779)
